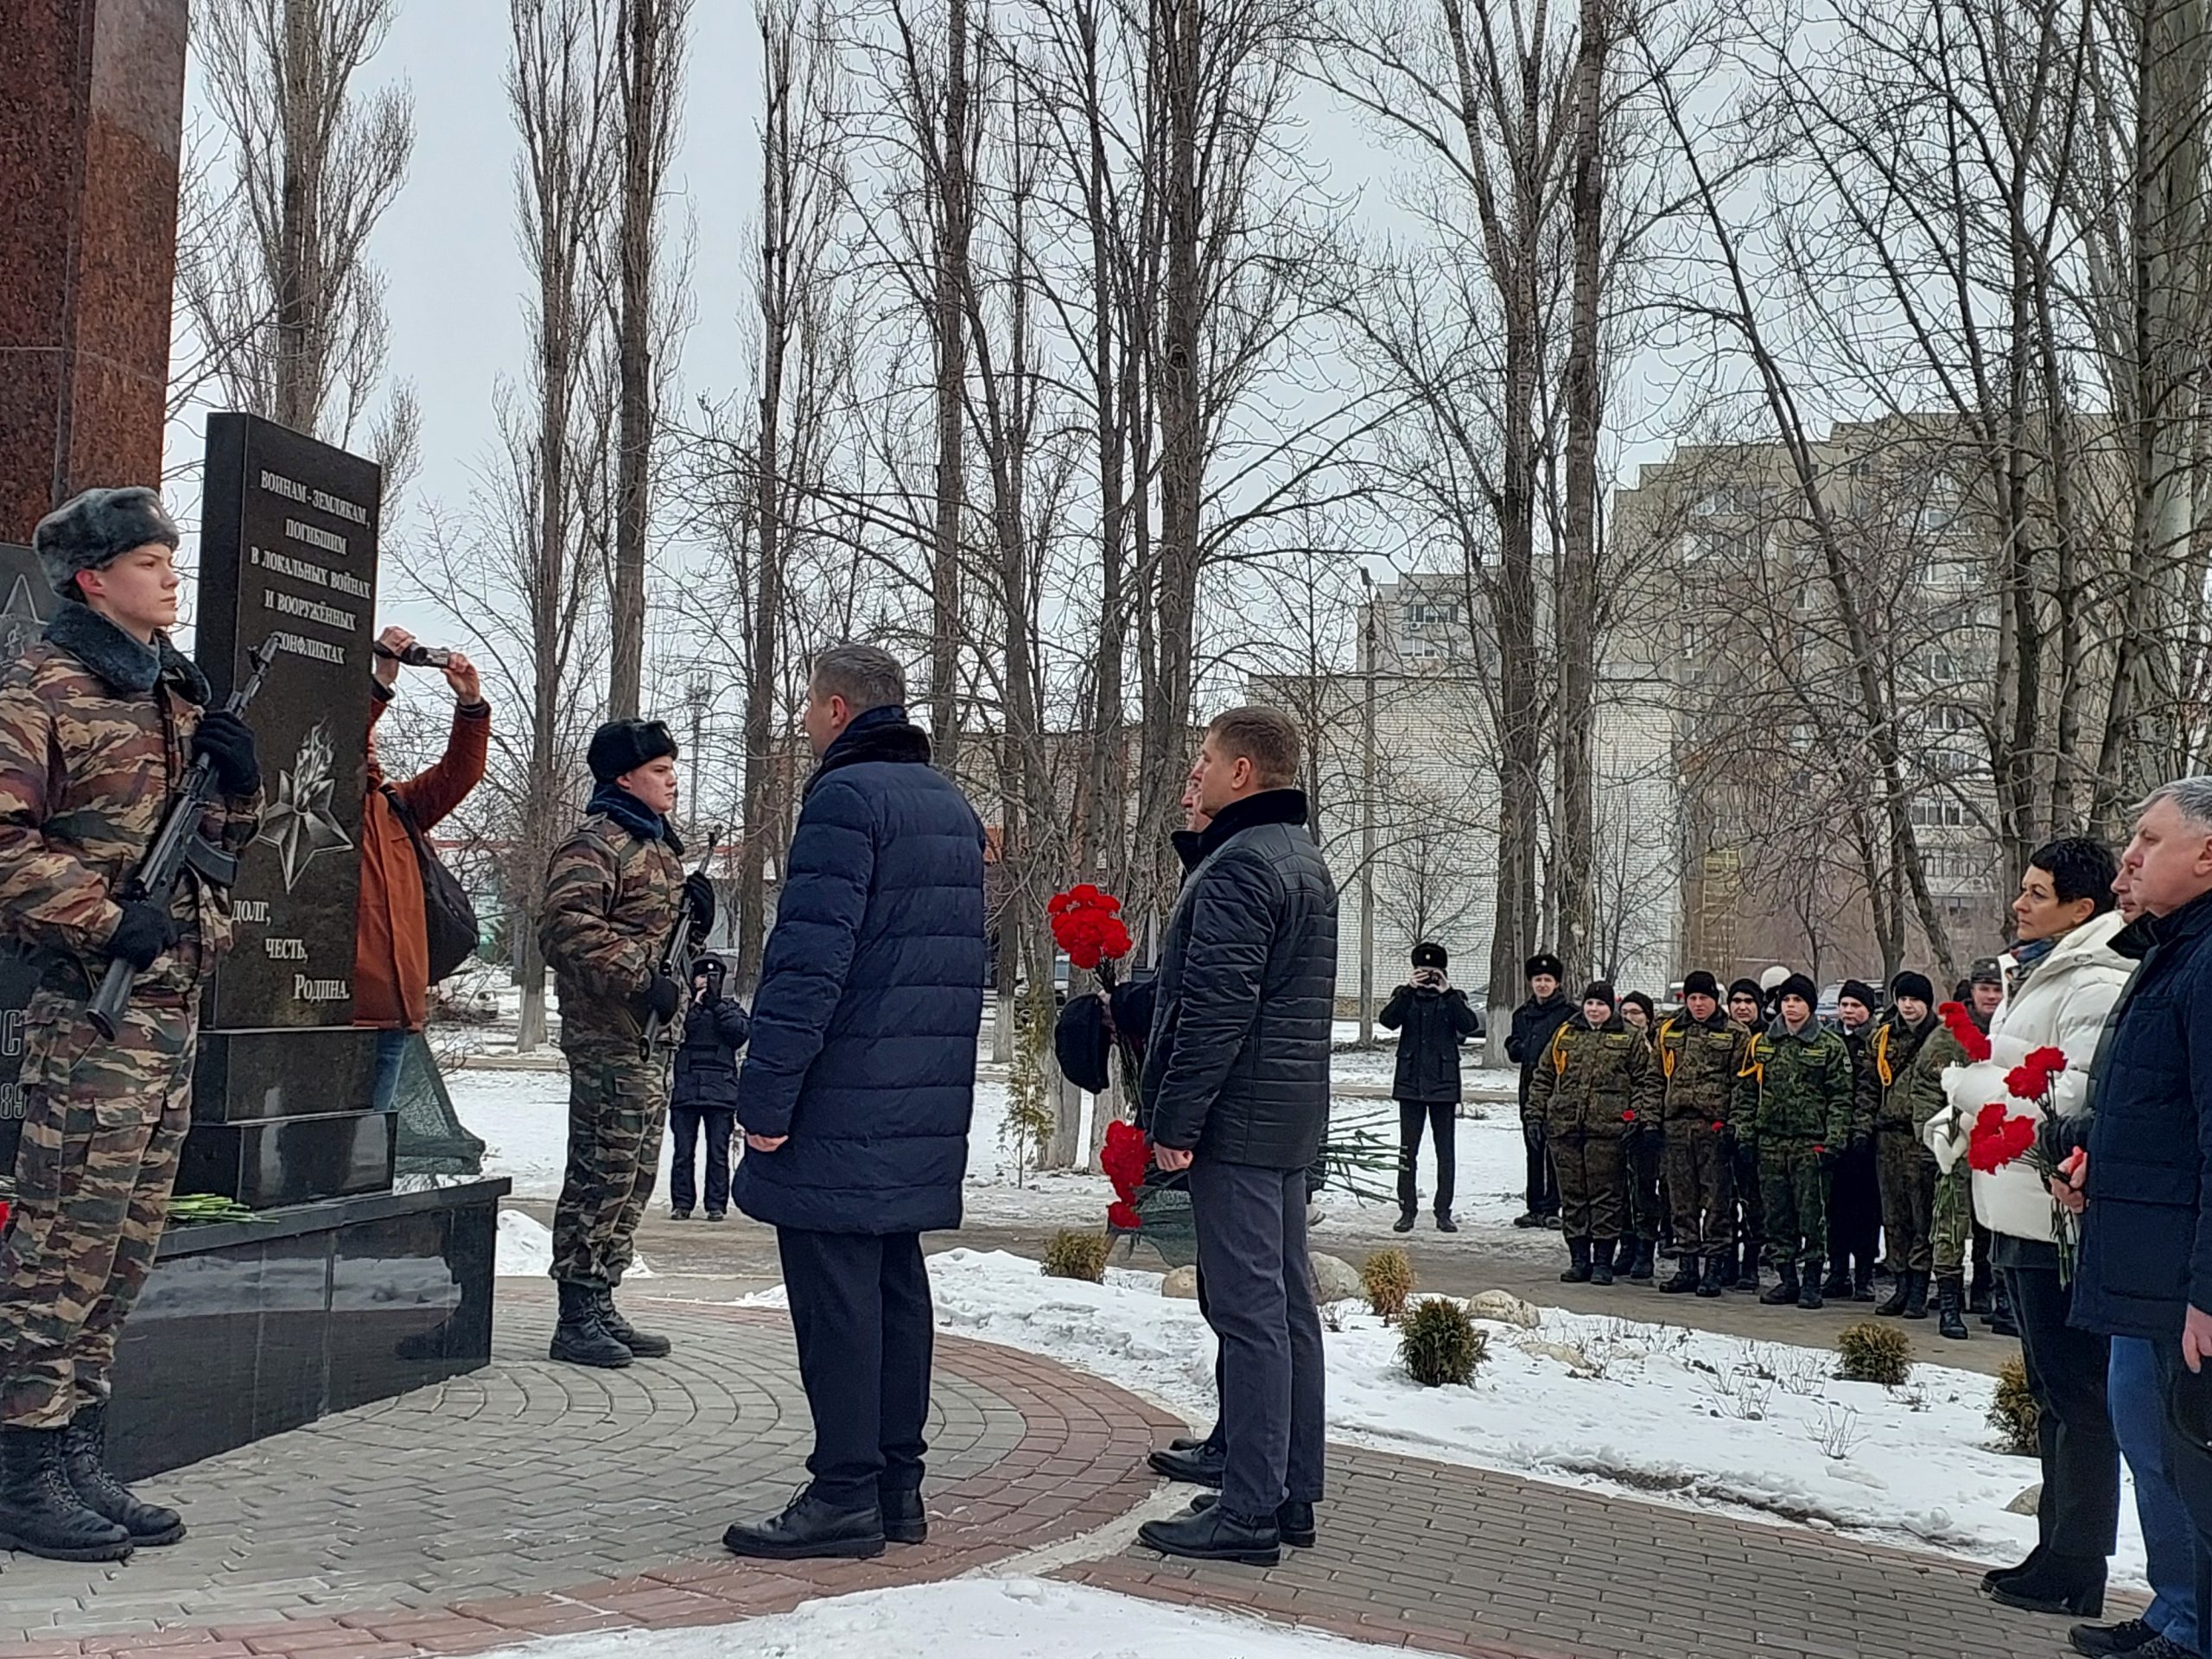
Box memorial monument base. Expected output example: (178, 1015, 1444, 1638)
(104, 1178, 511, 1482)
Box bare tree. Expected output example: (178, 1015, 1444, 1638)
(183, 0, 416, 462)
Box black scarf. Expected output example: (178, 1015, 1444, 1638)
(44, 600, 208, 702)
(809, 705, 932, 793)
(588, 780, 684, 854)
(1193, 788, 1311, 860)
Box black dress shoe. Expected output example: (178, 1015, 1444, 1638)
(880, 1486, 927, 1545)
(2067, 1618, 2162, 1656)
(1147, 1444, 1226, 1488)
(1983, 1545, 2044, 1592)
(1192, 1491, 1315, 1547)
(723, 1489, 886, 1560)
(1138, 1500, 1281, 1566)
(1988, 1551, 2105, 1618)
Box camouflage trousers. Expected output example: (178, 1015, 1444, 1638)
(1664, 1121, 1734, 1261)
(1553, 1132, 1628, 1243)
(1933, 1160, 1972, 1279)
(1876, 1128, 1936, 1275)
(1758, 1141, 1829, 1274)
(550, 1046, 671, 1288)
(0, 989, 197, 1431)
(1625, 1128, 1667, 1244)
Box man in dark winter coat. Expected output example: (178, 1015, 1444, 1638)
(2061, 779, 2212, 1645)
(723, 645, 986, 1564)
(1506, 954, 1572, 1228)
(1381, 942, 1480, 1234)
(1135, 707, 1337, 1569)
(667, 954, 751, 1220)
(1824, 978, 1884, 1302)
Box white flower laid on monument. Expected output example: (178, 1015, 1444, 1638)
(256, 719, 353, 891)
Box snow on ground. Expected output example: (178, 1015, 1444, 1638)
(499, 1579, 1402, 1659)
(496, 1210, 553, 1277)
(788, 1247, 2149, 1585)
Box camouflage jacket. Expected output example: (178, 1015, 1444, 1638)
(1738, 1018, 1854, 1146)
(1909, 1018, 1982, 1137)
(539, 809, 683, 1053)
(1528, 1014, 1663, 1139)
(1866, 1009, 1942, 1134)
(1654, 1007, 1749, 1128)
(0, 606, 261, 999)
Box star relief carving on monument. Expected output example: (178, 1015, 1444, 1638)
(256, 720, 353, 892)
(0, 575, 45, 662)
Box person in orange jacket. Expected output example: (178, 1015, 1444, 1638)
(357, 624, 489, 1110)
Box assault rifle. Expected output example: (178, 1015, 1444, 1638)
(89, 638, 281, 1039)
(642, 826, 722, 1054)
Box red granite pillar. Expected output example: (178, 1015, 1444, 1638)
(0, 0, 190, 543)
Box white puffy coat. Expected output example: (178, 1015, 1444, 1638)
(1923, 911, 2131, 1243)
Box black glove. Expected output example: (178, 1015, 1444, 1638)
(192, 710, 261, 797)
(644, 973, 683, 1021)
(107, 901, 179, 970)
(683, 872, 716, 934)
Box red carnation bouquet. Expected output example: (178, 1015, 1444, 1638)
(1050, 884, 1134, 982)
(1101, 1119, 1150, 1231)
(1966, 1041, 2077, 1280)
(1938, 1000, 1993, 1063)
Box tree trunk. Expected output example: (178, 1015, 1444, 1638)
(927, 0, 971, 773)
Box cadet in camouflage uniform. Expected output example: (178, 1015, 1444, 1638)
(540, 718, 711, 1370)
(1867, 971, 1941, 1319)
(1921, 964, 2003, 1340)
(1738, 973, 1854, 1310)
(0, 490, 262, 1563)
(1653, 970, 1747, 1297)
(1527, 982, 1662, 1287)
(1724, 978, 1769, 1289)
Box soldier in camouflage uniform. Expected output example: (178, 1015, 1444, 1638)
(1867, 970, 1940, 1320)
(1738, 973, 1855, 1310)
(1724, 978, 1769, 1289)
(1527, 982, 1662, 1288)
(540, 717, 710, 1370)
(1653, 970, 1747, 1298)
(1921, 963, 2004, 1340)
(0, 490, 262, 1562)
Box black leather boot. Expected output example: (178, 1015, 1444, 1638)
(1760, 1264, 1802, 1306)
(1738, 1244, 1762, 1296)
(594, 1288, 672, 1358)
(1987, 1549, 2106, 1618)
(1139, 1499, 1281, 1566)
(1904, 1271, 1931, 1320)
(1434, 1211, 1459, 1233)
(550, 1281, 633, 1368)
(1990, 1280, 2021, 1338)
(724, 1487, 886, 1560)
(1821, 1260, 1852, 1300)
(1798, 1260, 1826, 1310)
(0, 1427, 133, 1562)
(1629, 1239, 1656, 1282)
(1969, 1261, 1995, 1316)
(1853, 1262, 1876, 1302)
(1392, 1207, 1416, 1235)
(62, 1402, 182, 1547)
(1560, 1237, 1593, 1284)
(1590, 1239, 1618, 1287)
(1697, 1255, 1726, 1297)
(880, 1485, 927, 1545)
(1877, 1270, 1910, 1317)
(1938, 1276, 1970, 1340)
(1661, 1257, 1700, 1294)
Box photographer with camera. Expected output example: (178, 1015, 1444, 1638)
(1380, 943, 1480, 1233)
(357, 624, 488, 1111)
(668, 954, 751, 1220)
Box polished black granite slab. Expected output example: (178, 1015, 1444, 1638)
(193, 1028, 379, 1122)
(175, 1109, 397, 1208)
(105, 1179, 509, 1480)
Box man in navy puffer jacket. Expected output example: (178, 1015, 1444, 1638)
(723, 645, 986, 1565)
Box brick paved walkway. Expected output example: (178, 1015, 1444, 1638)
(0, 1287, 2120, 1659)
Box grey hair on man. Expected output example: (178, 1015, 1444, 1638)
(809, 644, 906, 715)
(2136, 777, 2212, 832)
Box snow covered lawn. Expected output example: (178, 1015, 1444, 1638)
(766, 1248, 2148, 1585)
(497, 1580, 1401, 1659)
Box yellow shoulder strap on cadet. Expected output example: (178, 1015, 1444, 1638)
(1551, 1023, 1571, 1075)
(1874, 1022, 1894, 1088)
(1657, 1017, 1680, 1079)
(1738, 1032, 1764, 1084)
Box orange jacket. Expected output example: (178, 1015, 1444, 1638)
(354, 690, 490, 1029)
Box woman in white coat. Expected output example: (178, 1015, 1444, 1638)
(1928, 837, 2130, 1621)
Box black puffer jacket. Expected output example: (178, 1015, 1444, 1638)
(1379, 983, 1480, 1103)
(1142, 789, 1338, 1169)
(671, 956, 752, 1110)
(1506, 994, 1575, 1121)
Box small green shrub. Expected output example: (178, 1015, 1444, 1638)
(1362, 1248, 1416, 1322)
(1989, 1355, 2040, 1455)
(1835, 1320, 1914, 1387)
(1401, 1298, 1489, 1388)
(1041, 1230, 1111, 1284)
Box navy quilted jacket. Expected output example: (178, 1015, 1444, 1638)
(731, 709, 987, 1234)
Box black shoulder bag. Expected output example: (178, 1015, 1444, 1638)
(382, 785, 480, 983)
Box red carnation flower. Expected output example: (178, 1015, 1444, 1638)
(1940, 1001, 1993, 1063)
(1108, 1200, 1142, 1230)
